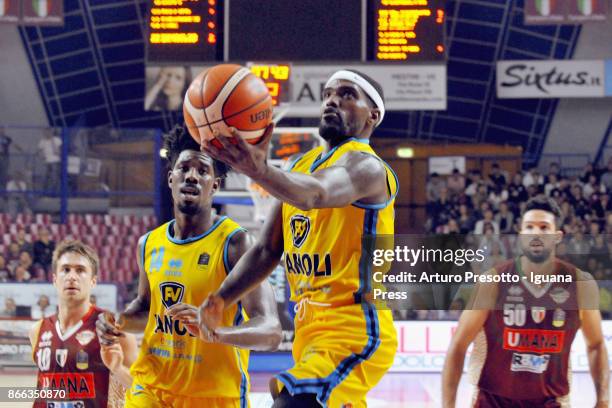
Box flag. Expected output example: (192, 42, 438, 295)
(33, 0, 51, 18)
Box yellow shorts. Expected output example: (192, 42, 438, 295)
(124, 382, 248, 408)
(274, 303, 397, 408)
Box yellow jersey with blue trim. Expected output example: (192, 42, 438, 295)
(282, 138, 398, 305)
(129, 216, 250, 404)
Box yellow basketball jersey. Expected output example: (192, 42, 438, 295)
(282, 138, 398, 305)
(130, 216, 250, 404)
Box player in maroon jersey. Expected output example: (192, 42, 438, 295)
(29, 240, 138, 408)
(443, 196, 609, 407)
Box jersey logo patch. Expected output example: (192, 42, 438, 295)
(55, 349, 68, 368)
(159, 282, 185, 309)
(76, 330, 95, 346)
(290, 215, 311, 248)
(531, 307, 546, 324)
(511, 352, 550, 373)
(503, 328, 564, 353)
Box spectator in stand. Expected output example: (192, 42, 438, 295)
(568, 185, 590, 219)
(33, 228, 55, 273)
(31, 294, 54, 319)
(545, 162, 561, 183)
(13, 265, 31, 283)
(15, 227, 33, 256)
(0, 127, 12, 198)
(0, 255, 10, 282)
(426, 172, 447, 202)
(6, 242, 21, 273)
(600, 158, 612, 191)
(507, 172, 528, 210)
(18, 251, 33, 274)
(522, 167, 544, 192)
(549, 177, 570, 201)
(488, 163, 506, 188)
(457, 204, 475, 234)
(583, 174, 606, 199)
(487, 184, 508, 210)
(474, 209, 500, 235)
(471, 183, 490, 210)
(592, 193, 611, 220)
(464, 170, 483, 197)
(429, 187, 455, 231)
(495, 201, 514, 234)
(580, 162, 596, 184)
(6, 171, 31, 216)
(567, 228, 590, 270)
(37, 128, 62, 194)
(591, 234, 609, 268)
(605, 213, 612, 235)
(560, 201, 575, 226)
(544, 173, 559, 197)
(446, 168, 465, 196)
(0, 297, 17, 318)
(90, 294, 97, 306)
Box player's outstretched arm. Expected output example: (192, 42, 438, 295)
(579, 273, 610, 407)
(442, 309, 489, 408)
(213, 230, 282, 351)
(97, 234, 151, 343)
(100, 333, 139, 388)
(200, 201, 284, 331)
(201, 128, 388, 210)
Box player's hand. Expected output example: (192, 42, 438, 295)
(96, 312, 125, 346)
(200, 124, 274, 179)
(100, 342, 124, 373)
(165, 303, 201, 338)
(198, 294, 225, 333)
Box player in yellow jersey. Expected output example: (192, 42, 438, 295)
(95, 125, 282, 408)
(199, 70, 398, 408)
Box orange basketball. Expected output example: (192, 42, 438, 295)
(183, 64, 273, 148)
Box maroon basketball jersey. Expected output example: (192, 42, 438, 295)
(33, 306, 110, 408)
(470, 258, 580, 400)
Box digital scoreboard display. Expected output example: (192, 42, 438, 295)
(146, 0, 446, 63)
(248, 63, 291, 106)
(147, 0, 222, 63)
(372, 0, 445, 61)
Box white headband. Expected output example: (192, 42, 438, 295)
(325, 70, 385, 126)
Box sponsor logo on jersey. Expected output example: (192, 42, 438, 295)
(39, 330, 53, 348)
(511, 352, 551, 373)
(55, 349, 68, 368)
(39, 372, 96, 399)
(550, 287, 570, 304)
(154, 314, 196, 337)
(503, 328, 565, 353)
(553, 308, 566, 328)
(290, 215, 311, 248)
(159, 282, 185, 309)
(76, 350, 88, 370)
(531, 306, 546, 324)
(76, 330, 95, 347)
(45, 401, 85, 408)
(285, 252, 332, 277)
(197, 253, 210, 266)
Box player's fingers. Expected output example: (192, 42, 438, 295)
(166, 303, 192, 315)
(201, 139, 224, 161)
(259, 123, 275, 146)
(171, 310, 197, 321)
(95, 318, 121, 337)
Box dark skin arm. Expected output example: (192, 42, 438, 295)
(96, 234, 151, 344)
(199, 201, 284, 331)
(167, 230, 282, 351)
(201, 126, 389, 210)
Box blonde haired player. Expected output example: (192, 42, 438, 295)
(29, 240, 138, 408)
(200, 69, 399, 408)
(96, 125, 282, 408)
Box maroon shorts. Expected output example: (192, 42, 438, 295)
(474, 388, 563, 408)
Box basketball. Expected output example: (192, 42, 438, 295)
(183, 64, 273, 148)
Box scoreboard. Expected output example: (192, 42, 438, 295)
(147, 0, 445, 63)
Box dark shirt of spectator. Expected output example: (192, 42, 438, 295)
(507, 173, 529, 208)
(33, 228, 55, 272)
(592, 193, 612, 220)
(488, 163, 506, 188)
(495, 201, 514, 234)
(544, 162, 560, 184)
(580, 162, 596, 184)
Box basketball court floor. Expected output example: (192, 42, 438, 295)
(0, 370, 601, 407)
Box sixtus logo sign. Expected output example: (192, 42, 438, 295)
(496, 60, 606, 98)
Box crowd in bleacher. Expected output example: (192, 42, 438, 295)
(424, 159, 612, 317)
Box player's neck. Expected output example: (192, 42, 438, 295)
(173, 210, 215, 240)
(521, 255, 556, 276)
(58, 300, 91, 331)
